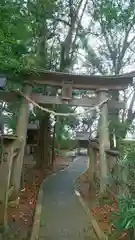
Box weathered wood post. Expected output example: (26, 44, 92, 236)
(88, 144, 96, 191)
(97, 88, 110, 194)
(11, 83, 32, 199)
(0, 137, 17, 231)
(106, 150, 120, 193)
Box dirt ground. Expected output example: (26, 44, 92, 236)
(2, 153, 73, 240)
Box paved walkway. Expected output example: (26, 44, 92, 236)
(38, 156, 97, 240)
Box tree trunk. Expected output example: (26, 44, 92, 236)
(36, 112, 50, 168)
(10, 84, 32, 199)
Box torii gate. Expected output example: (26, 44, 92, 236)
(0, 70, 133, 229)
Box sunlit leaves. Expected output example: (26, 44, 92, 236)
(92, 0, 135, 30)
(112, 196, 135, 232)
(0, 1, 32, 71)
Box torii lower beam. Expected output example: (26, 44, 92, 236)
(0, 92, 125, 109)
(31, 94, 125, 109)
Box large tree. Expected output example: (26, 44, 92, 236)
(78, 0, 135, 144)
(30, 0, 89, 167)
(1, 0, 89, 167)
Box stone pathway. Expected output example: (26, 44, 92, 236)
(38, 156, 97, 240)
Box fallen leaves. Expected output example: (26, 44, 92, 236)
(77, 170, 128, 240)
(7, 168, 51, 239)
(91, 202, 118, 233)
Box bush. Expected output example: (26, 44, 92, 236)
(112, 196, 135, 239)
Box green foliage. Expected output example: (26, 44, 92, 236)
(119, 141, 135, 165)
(109, 118, 128, 139)
(54, 104, 78, 145)
(56, 139, 77, 150)
(92, 0, 135, 29)
(0, 1, 31, 71)
(111, 144, 135, 238)
(120, 140, 135, 151)
(54, 148, 60, 155)
(0, 0, 58, 73)
(117, 144, 135, 196)
(112, 196, 135, 232)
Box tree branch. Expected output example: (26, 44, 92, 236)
(71, 0, 88, 60)
(60, 0, 84, 71)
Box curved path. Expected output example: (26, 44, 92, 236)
(38, 156, 97, 239)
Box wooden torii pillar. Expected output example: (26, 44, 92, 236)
(88, 143, 96, 190)
(10, 83, 32, 199)
(97, 88, 110, 194)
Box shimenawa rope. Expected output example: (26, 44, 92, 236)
(18, 91, 109, 117)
